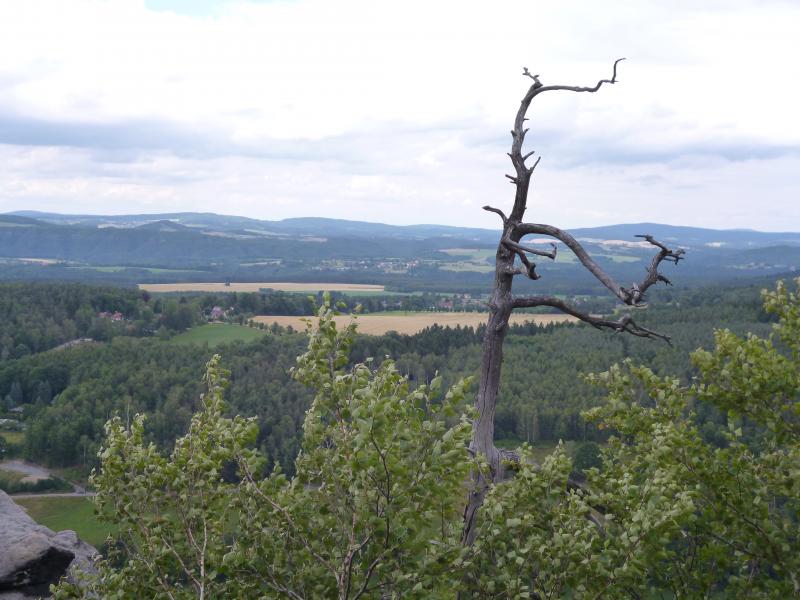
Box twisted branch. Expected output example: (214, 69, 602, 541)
(514, 223, 683, 306)
(508, 58, 625, 221)
(512, 294, 671, 343)
(533, 58, 626, 95)
(503, 236, 557, 260)
(629, 235, 686, 303)
(501, 236, 558, 281)
(482, 205, 508, 225)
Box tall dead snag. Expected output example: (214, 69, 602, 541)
(462, 59, 685, 545)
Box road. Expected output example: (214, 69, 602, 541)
(1, 459, 86, 494)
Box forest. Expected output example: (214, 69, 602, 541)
(50, 279, 800, 598)
(0, 279, 775, 475)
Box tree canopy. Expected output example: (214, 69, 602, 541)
(54, 281, 800, 597)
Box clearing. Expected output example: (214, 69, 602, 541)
(140, 282, 386, 293)
(1, 460, 52, 483)
(0, 430, 24, 444)
(253, 312, 578, 336)
(14, 496, 114, 548)
(169, 324, 266, 347)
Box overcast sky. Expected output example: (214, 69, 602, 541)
(0, 0, 798, 231)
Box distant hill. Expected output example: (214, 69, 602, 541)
(2, 211, 798, 293)
(11, 211, 800, 249)
(134, 219, 195, 233)
(568, 223, 800, 249)
(0, 214, 48, 227)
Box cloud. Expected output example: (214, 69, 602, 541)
(0, 0, 798, 231)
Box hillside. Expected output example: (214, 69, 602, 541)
(2, 212, 799, 292)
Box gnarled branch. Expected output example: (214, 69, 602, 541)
(482, 205, 508, 225)
(500, 236, 558, 281)
(533, 58, 626, 95)
(503, 236, 557, 260)
(507, 58, 625, 221)
(515, 222, 629, 301)
(628, 235, 686, 303)
(464, 59, 680, 549)
(512, 294, 671, 343)
(514, 223, 683, 306)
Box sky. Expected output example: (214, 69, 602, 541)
(0, 0, 798, 231)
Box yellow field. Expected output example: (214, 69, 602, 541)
(138, 282, 386, 293)
(253, 312, 578, 335)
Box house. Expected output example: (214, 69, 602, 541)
(437, 298, 454, 310)
(209, 306, 225, 320)
(98, 311, 124, 322)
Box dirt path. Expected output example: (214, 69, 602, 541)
(9, 492, 96, 500)
(1, 459, 83, 492)
(0, 459, 52, 483)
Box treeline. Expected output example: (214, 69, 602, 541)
(2, 334, 310, 472)
(1, 281, 775, 474)
(166, 289, 615, 317)
(0, 283, 217, 363)
(173, 290, 463, 317)
(0, 283, 149, 359)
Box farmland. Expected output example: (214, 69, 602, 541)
(71, 266, 205, 274)
(253, 311, 578, 335)
(139, 282, 386, 293)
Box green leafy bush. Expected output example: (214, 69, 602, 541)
(0, 474, 72, 494)
(55, 282, 800, 598)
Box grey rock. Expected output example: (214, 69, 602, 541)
(0, 491, 97, 598)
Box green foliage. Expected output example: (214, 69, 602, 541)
(56, 296, 474, 598)
(168, 323, 266, 347)
(55, 281, 800, 597)
(571, 441, 602, 476)
(5, 282, 772, 472)
(14, 497, 113, 549)
(0, 473, 72, 494)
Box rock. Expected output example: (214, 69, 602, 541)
(0, 491, 97, 598)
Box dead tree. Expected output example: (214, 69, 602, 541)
(462, 59, 685, 545)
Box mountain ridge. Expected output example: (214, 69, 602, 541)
(8, 211, 800, 249)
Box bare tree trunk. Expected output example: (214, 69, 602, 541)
(462, 236, 515, 544)
(461, 59, 685, 546)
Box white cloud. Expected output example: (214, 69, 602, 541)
(0, 0, 798, 230)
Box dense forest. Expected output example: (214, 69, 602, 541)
(0, 280, 776, 474)
(0, 283, 207, 360)
(52, 279, 800, 598)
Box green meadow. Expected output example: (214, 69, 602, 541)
(0, 430, 24, 444)
(15, 496, 113, 548)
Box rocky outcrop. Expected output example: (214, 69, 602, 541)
(0, 491, 97, 598)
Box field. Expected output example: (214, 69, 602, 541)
(15, 496, 113, 548)
(169, 323, 266, 347)
(439, 248, 495, 273)
(140, 282, 386, 293)
(253, 311, 578, 335)
(72, 266, 204, 274)
(0, 430, 24, 444)
(438, 247, 639, 269)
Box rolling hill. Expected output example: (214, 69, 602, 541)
(2, 211, 798, 293)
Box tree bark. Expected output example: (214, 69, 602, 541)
(462, 59, 684, 546)
(462, 230, 515, 545)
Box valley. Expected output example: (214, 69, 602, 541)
(0, 212, 796, 595)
